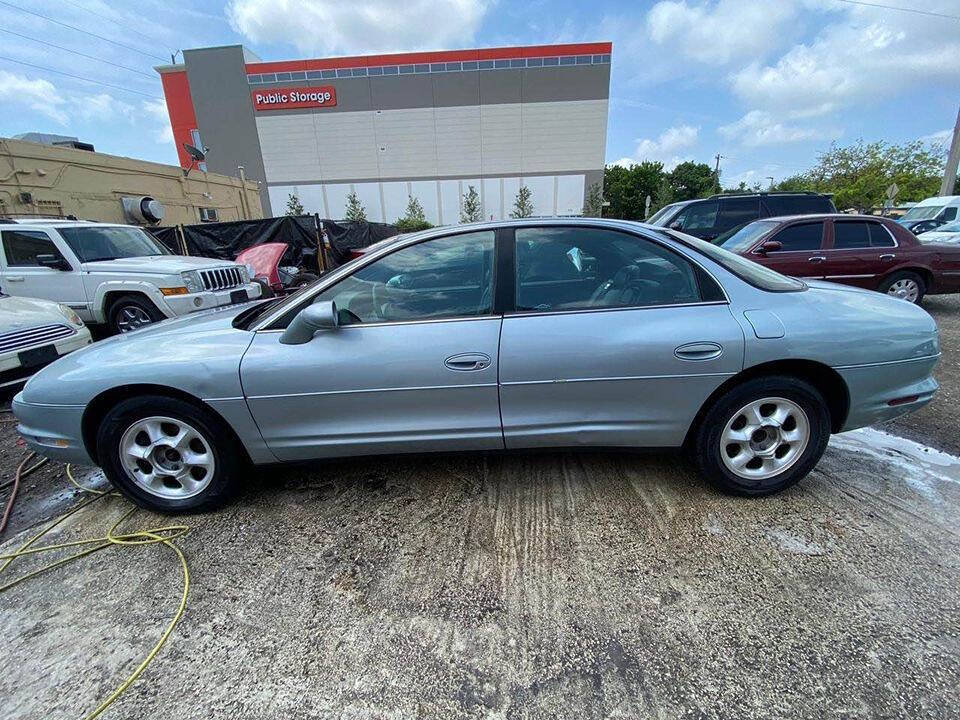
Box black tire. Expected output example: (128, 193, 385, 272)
(96, 395, 245, 513)
(288, 271, 319, 289)
(107, 294, 165, 334)
(692, 376, 831, 496)
(878, 270, 925, 304)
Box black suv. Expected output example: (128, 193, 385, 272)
(647, 192, 837, 241)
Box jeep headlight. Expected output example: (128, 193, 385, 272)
(241, 264, 254, 283)
(180, 270, 203, 293)
(57, 303, 84, 327)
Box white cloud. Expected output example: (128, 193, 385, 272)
(619, 124, 699, 169)
(646, 0, 800, 65)
(719, 110, 829, 147)
(141, 98, 174, 144)
(72, 93, 136, 122)
(0, 71, 68, 125)
(226, 0, 492, 56)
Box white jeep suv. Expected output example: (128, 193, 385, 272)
(0, 219, 261, 334)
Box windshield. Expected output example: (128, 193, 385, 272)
(719, 221, 778, 252)
(647, 202, 684, 226)
(58, 226, 171, 262)
(666, 230, 806, 293)
(932, 220, 960, 233)
(900, 205, 944, 221)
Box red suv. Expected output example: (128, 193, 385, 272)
(716, 214, 960, 304)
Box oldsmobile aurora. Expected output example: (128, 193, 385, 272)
(14, 219, 940, 513)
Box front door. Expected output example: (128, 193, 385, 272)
(753, 219, 827, 280)
(0, 229, 88, 311)
(499, 226, 744, 449)
(240, 230, 505, 461)
(821, 219, 897, 290)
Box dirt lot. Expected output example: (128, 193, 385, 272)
(1, 297, 958, 720)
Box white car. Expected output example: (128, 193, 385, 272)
(917, 220, 960, 244)
(0, 293, 92, 389)
(0, 219, 261, 334)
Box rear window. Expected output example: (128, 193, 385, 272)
(667, 230, 806, 293)
(763, 195, 835, 216)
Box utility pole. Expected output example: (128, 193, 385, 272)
(940, 105, 960, 196)
(713, 154, 724, 193)
(766, 176, 774, 190)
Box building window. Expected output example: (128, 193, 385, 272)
(430, 63, 445, 72)
(445, 62, 461, 71)
(477, 60, 493, 69)
(260, 73, 276, 82)
(306, 70, 323, 79)
(399, 64, 414, 74)
(199, 207, 219, 223)
(275, 72, 291, 81)
(559, 56, 576, 65)
(336, 68, 351, 77)
(247, 74, 262, 84)
(542, 57, 559, 66)
(382, 65, 398, 74)
(576, 55, 592, 64)
(352, 67, 367, 76)
(494, 59, 510, 69)
(368, 66, 383, 76)
(462, 60, 478, 70)
(320, 69, 335, 78)
(527, 57, 543, 67)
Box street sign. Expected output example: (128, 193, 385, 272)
(886, 183, 899, 200)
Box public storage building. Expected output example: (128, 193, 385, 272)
(156, 43, 612, 223)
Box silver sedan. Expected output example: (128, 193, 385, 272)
(14, 219, 940, 513)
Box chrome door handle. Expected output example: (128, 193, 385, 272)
(6, 275, 24, 282)
(444, 352, 491, 371)
(808, 256, 826, 263)
(879, 253, 896, 261)
(675, 342, 723, 361)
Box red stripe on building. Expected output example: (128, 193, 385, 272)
(245, 42, 612, 75)
(159, 71, 198, 169)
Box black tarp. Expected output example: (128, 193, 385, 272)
(181, 215, 319, 268)
(147, 225, 182, 254)
(320, 219, 399, 266)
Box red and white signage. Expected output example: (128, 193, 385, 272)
(251, 86, 337, 111)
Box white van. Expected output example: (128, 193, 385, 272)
(898, 195, 960, 234)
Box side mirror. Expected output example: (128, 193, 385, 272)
(36, 253, 71, 271)
(756, 240, 782, 255)
(279, 300, 338, 345)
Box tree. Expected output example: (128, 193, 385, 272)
(665, 161, 717, 202)
(603, 161, 664, 220)
(771, 139, 945, 212)
(460, 184, 482, 223)
(344, 191, 367, 222)
(509, 185, 534, 219)
(395, 195, 432, 232)
(285, 192, 304, 216)
(582, 182, 604, 217)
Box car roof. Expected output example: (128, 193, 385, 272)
(913, 195, 960, 207)
(753, 213, 891, 223)
(0, 218, 133, 229)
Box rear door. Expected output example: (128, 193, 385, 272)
(715, 196, 760, 238)
(823, 219, 897, 289)
(499, 225, 743, 449)
(673, 200, 719, 240)
(753, 220, 827, 279)
(0, 229, 88, 311)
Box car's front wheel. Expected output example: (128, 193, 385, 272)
(107, 294, 164, 334)
(96, 395, 243, 512)
(693, 376, 831, 496)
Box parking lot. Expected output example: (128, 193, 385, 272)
(1, 296, 958, 719)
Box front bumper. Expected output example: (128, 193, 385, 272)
(162, 282, 262, 317)
(0, 327, 93, 389)
(12, 394, 94, 465)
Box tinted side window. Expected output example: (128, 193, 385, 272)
(676, 201, 718, 230)
(833, 222, 870, 249)
(1, 230, 62, 267)
(312, 231, 494, 324)
(763, 195, 834, 216)
(868, 223, 896, 248)
(717, 197, 759, 231)
(943, 207, 958, 222)
(770, 222, 824, 251)
(515, 227, 701, 312)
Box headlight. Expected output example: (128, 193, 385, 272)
(57, 303, 84, 327)
(241, 264, 254, 283)
(180, 270, 203, 293)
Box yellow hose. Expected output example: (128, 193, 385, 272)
(0, 463, 191, 719)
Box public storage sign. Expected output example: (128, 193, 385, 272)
(251, 86, 337, 111)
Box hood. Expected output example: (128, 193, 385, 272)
(917, 232, 960, 244)
(80, 255, 241, 275)
(0, 295, 72, 330)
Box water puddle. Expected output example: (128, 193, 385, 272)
(829, 427, 960, 496)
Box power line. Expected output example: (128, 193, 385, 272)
(0, 0, 169, 62)
(58, 0, 177, 54)
(0, 54, 162, 99)
(835, 0, 960, 20)
(0, 27, 157, 78)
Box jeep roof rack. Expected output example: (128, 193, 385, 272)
(707, 191, 830, 199)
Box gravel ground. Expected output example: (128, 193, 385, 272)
(0, 296, 958, 720)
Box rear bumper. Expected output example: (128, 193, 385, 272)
(838, 354, 939, 431)
(12, 393, 94, 465)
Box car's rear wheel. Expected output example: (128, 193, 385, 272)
(879, 270, 925, 304)
(107, 294, 164, 334)
(693, 376, 831, 496)
(96, 395, 243, 512)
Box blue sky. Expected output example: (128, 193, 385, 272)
(0, 0, 957, 189)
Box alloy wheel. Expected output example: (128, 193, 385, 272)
(720, 397, 810, 482)
(887, 278, 920, 303)
(116, 305, 154, 332)
(118, 416, 215, 499)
